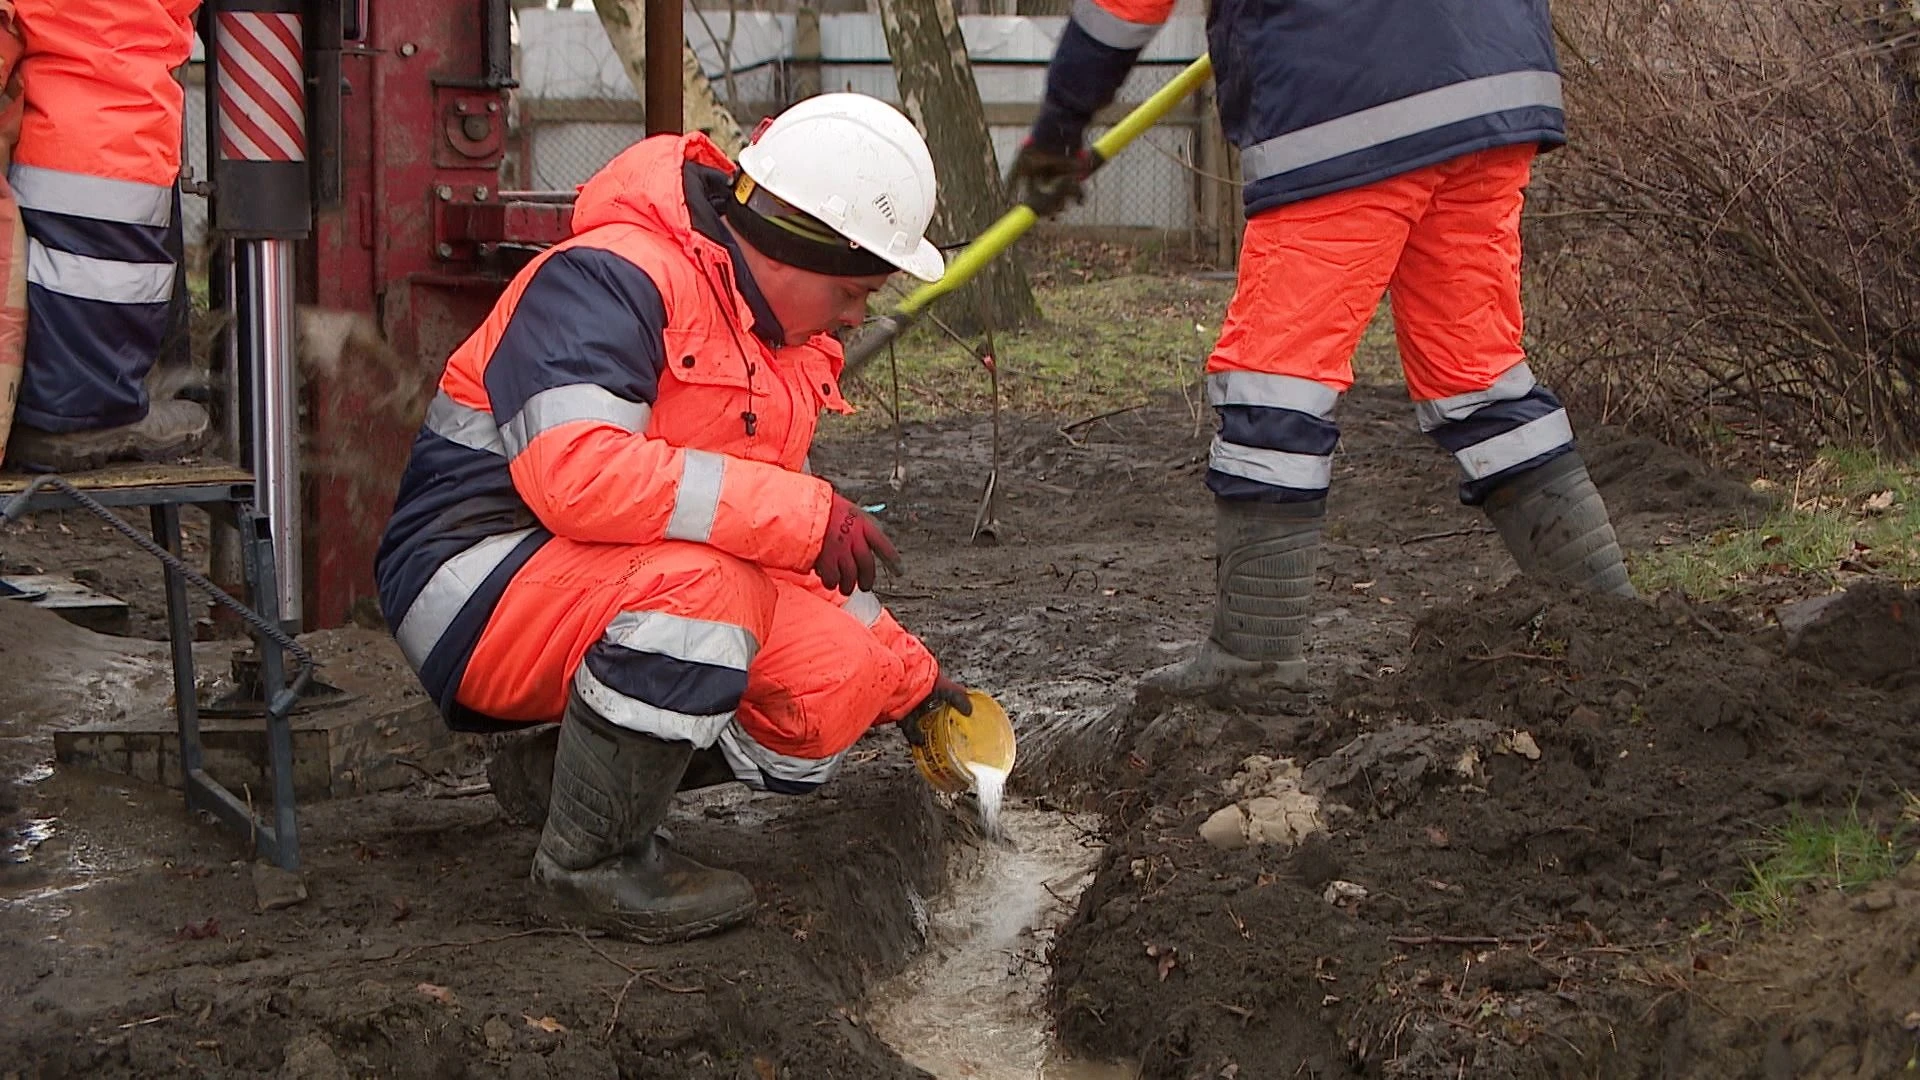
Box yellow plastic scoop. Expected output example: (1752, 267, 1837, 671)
(910, 688, 1016, 796)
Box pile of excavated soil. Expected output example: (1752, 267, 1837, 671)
(1675, 859, 1920, 1078)
(1046, 580, 1920, 1078)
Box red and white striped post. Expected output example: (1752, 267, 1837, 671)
(208, 0, 310, 631)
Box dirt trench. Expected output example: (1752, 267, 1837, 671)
(3, 374, 1913, 1078)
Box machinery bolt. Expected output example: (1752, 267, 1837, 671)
(473, 186, 489, 201)
(399, 42, 418, 57)
(461, 115, 490, 142)
(487, 101, 500, 113)
(436, 243, 453, 259)
(435, 185, 452, 201)
(455, 100, 469, 114)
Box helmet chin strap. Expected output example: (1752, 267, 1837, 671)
(724, 172, 897, 278)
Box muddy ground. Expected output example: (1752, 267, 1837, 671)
(3, 300, 1918, 1077)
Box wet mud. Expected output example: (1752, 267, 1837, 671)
(2, 359, 1913, 1078)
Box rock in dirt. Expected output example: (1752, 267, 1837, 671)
(252, 862, 309, 911)
(1783, 581, 1920, 686)
(278, 1033, 348, 1080)
(1199, 756, 1324, 849)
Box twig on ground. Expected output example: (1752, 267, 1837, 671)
(1401, 526, 1496, 545)
(1386, 934, 1543, 947)
(374, 926, 576, 964)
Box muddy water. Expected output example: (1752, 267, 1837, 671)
(868, 799, 1135, 1080)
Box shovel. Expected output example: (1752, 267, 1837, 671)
(841, 54, 1215, 379)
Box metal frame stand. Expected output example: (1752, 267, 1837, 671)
(4, 472, 300, 869)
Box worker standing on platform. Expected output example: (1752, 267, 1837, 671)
(2, 0, 207, 473)
(1011, 0, 1636, 700)
(376, 94, 970, 944)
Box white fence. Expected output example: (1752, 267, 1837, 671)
(180, 9, 1220, 250)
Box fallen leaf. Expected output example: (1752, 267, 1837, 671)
(753, 1056, 779, 1080)
(1218, 1065, 1240, 1079)
(1425, 825, 1450, 848)
(1157, 950, 1179, 981)
(523, 1014, 567, 1033)
(415, 982, 456, 1006)
(1865, 490, 1896, 513)
(1760, 534, 1784, 550)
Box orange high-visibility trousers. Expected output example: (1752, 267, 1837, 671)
(1203, 144, 1577, 504)
(457, 537, 935, 794)
(10, 0, 196, 434)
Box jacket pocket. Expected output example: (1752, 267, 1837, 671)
(661, 326, 752, 390)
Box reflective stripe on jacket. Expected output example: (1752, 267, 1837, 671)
(377, 133, 857, 723)
(1039, 0, 1565, 215)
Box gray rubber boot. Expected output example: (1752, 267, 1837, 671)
(1140, 498, 1323, 700)
(1482, 451, 1637, 598)
(492, 724, 734, 828)
(6, 400, 210, 473)
(530, 691, 756, 943)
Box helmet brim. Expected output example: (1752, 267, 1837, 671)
(885, 238, 945, 283)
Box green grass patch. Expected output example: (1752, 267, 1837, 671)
(1631, 447, 1920, 598)
(832, 273, 1233, 431)
(1730, 804, 1905, 927)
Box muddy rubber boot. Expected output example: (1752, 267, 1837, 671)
(488, 725, 560, 827)
(1482, 452, 1637, 598)
(530, 693, 756, 943)
(6, 400, 210, 473)
(1140, 498, 1323, 702)
(491, 724, 735, 828)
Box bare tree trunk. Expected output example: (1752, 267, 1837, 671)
(876, 0, 1039, 333)
(594, 0, 747, 155)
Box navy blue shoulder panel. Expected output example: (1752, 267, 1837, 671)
(483, 246, 672, 423)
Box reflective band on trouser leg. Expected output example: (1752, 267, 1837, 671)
(717, 725, 848, 795)
(1420, 369, 1575, 504)
(573, 610, 759, 748)
(11, 168, 179, 432)
(1204, 370, 1341, 503)
(395, 528, 540, 675)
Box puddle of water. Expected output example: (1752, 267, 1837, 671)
(868, 799, 1136, 1080)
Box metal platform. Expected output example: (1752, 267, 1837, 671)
(0, 461, 301, 869)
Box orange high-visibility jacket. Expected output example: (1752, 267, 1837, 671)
(376, 133, 932, 728)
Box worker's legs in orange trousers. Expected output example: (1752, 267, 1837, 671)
(458, 537, 914, 793)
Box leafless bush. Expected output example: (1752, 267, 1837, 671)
(1528, 0, 1920, 455)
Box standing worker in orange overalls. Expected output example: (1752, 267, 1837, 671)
(1013, 0, 1635, 699)
(376, 94, 971, 944)
(1, 0, 207, 472)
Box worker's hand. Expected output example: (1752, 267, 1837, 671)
(1009, 138, 1093, 218)
(900, 671, 972, 746)
(814, 493, 902, 596)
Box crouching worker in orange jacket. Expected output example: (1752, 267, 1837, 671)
(374, 94, 966, 944)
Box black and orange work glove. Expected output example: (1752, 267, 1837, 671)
(900, 670, 972, 747)
(1008, 138, 1094, 218)
(813, 493, 902, 596)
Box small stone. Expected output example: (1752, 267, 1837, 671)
(482, 1015, 514, 1050)
(1453, 747, 1481, 780)
(252, 862, 308, 912)
(278, 1033, 347, 1080)
(1323, 880, 1368, 906)
(1200, 805, 1249, 850)
(1509, 731, 1542, 761)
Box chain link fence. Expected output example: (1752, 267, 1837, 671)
(512, 9, 1236, 255)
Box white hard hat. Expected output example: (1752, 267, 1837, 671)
(737, 93, 945, 283)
